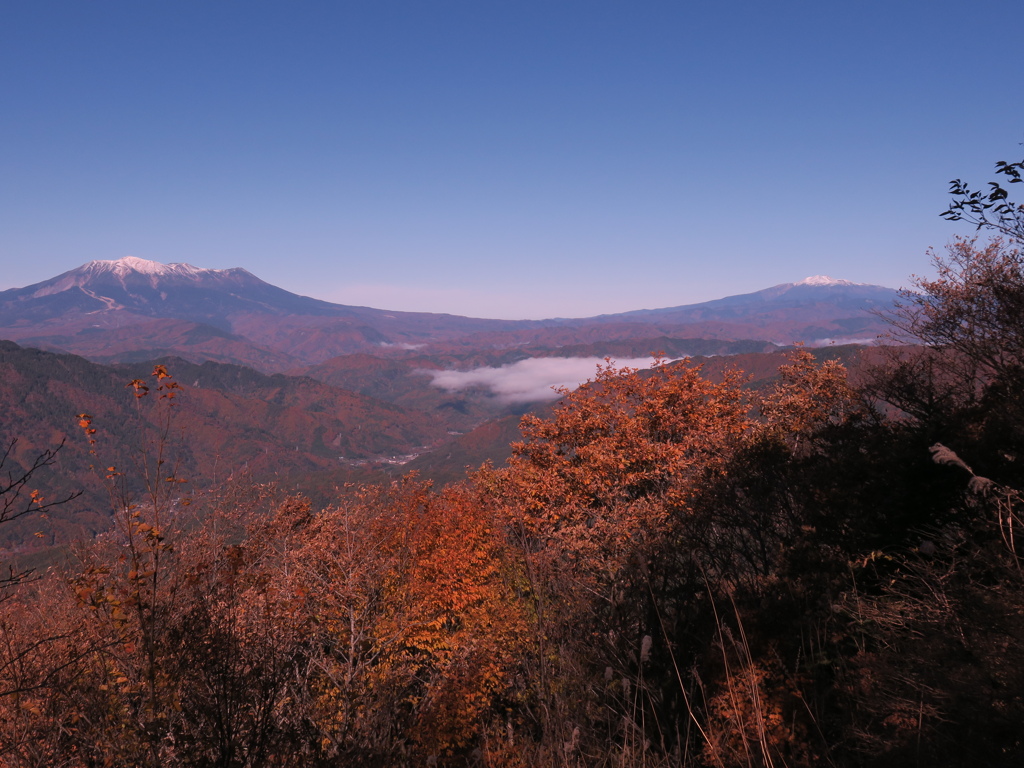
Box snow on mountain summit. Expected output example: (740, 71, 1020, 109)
(85, 256, 213, 279)
(28, 256, 253, 299)
(795, 275, 862, 287)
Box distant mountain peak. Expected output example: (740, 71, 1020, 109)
(83, 256, 228, 279)
(28, 256, 257, 300)
(795, 275, 862, 287)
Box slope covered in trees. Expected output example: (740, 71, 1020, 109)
(0, 343, 448, 552)
(2, 156, 1024, 766)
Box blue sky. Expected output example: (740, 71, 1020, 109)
(2, 1, 1023, 319)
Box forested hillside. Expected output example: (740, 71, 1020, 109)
(0, 344, 448, 551)
(2, 159, 1024, 766)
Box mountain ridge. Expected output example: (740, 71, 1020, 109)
(0, 256, 901, 370)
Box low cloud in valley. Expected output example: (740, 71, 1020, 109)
(425, 357, 670, 404)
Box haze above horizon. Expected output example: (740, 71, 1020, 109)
(3, 1, 1022, 319)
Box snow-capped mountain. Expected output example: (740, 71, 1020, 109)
(0, 256, 534, 366)
(0, 257, 900, 369)
(42, 255, 218, 285)
(592, 275, 899, 325)
(5, 255, 357, 325)
(795, 275, 863, 287)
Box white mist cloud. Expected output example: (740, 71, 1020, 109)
(425, 357, 669, 404)
(378, 342, 425, 350)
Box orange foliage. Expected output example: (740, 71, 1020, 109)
(292, 478, 526, 760)
(759, 346, 860, 446)
(1, 351, 880, 766)
(495, 358, 750, 576)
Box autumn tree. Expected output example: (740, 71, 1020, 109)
(872, 237, 1024, 506)
(878, 149, 1024, 437)
(824, 154, 1024, 765)
(292, 477, 526, 764)
(0, 438, 84, 763)
(942, 156, 1024, 242)
(868, 161, 1024, 521)
(0, 438, 80, 592)
(0, 366, 309, 768)
(885, 237, 1024, 389)
(481, 353, 868, 766)
(499, 358, 749, 575)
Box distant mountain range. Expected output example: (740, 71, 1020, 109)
(0, 257, 901, 371)
(0, 258, 900, 552)
(0, 256, 532, 369)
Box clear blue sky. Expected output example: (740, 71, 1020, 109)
(3, 1, 1023, 319)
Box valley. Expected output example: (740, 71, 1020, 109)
(0, 256, 894, 554)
